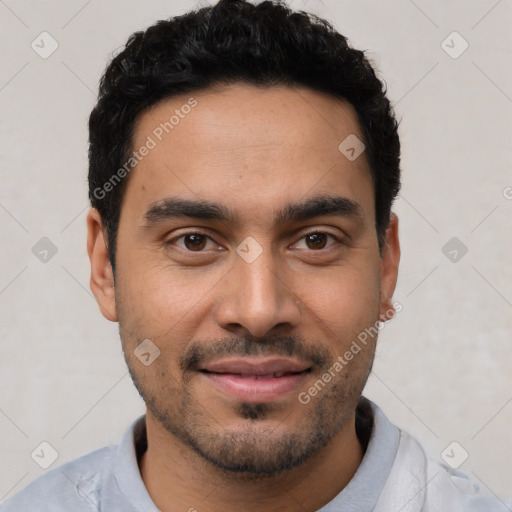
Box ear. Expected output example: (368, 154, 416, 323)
(379, 213, 400, 321)
(87, 208, 118, 322)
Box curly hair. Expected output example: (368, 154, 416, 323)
(88, 0, 401, 272)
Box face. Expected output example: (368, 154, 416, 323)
(88, 83, 400, 476)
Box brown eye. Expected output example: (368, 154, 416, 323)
(291, 232, 340, 252)
(183, 234, 207, 251)
(305, 233, 328, 250)
(166, 231, 222, 253)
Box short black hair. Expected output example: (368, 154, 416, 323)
(88, 0, 401, 272)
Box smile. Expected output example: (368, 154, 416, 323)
(199, 357, 312, 402)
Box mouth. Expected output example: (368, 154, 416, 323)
(199, 357, 312, 403)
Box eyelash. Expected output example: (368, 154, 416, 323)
(290, 232, 341, 252)
(166, 230, 220, 251)
(165, 230, 343, 252)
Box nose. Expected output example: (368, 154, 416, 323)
(215, 245, 301, 338)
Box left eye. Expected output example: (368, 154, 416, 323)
(293, 232, 338, 250)
(171, 233, 218, 251)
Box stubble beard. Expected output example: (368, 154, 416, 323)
(123, 332, 376, 479)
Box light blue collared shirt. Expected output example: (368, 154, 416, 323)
(3, 398, 506, 511)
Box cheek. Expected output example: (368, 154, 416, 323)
(115, 258, 223, 348)
(291, 261, 381, 341)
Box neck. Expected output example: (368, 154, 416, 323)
(139, 411, 364, 512)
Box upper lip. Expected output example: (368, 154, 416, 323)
(201, 358, 311, 376)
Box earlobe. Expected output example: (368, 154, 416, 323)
(379, 213, 400, 321)
(87, 208, 118, 322)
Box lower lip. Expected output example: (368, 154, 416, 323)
(201, 372, 308, 403)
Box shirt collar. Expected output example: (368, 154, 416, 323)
(317, 397, 400, 512)
(112, 415, 159, 512)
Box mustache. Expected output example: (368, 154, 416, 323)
(180, 334, 330, 372)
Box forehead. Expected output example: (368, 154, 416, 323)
(123, 83, 374, 224)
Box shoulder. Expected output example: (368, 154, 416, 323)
(0, 447, 112, 512)
(423, 455, 512, 512)
(382, 429, 511, 512)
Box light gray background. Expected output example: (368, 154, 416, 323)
(1, 0, 511, 503)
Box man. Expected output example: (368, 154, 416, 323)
(2, 0, 509, 510)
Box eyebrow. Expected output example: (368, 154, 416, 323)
(144, 197, 234, 224)
(276, 195, 362, 224)
(143, 195, 363, 226)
